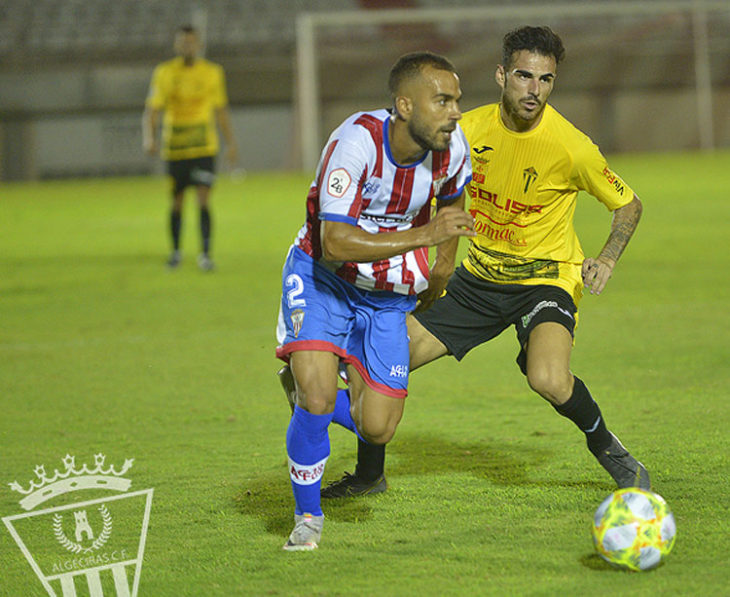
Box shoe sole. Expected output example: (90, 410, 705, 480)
(283, 540, 318, 551)
(321, 478, 387, 499)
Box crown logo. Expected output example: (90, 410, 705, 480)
(8, 453, 133, 511)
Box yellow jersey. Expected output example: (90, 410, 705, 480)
(460, 103, 634, 305)
(145, 57, 228, 161)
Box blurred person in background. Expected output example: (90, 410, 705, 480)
(143, 25, 237, 271)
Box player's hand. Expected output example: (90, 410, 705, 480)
(582, 256, 615, 295)
(143, 138, 159, 156)
(225, 144, 239, 167)
(415, 268, 449, 313)
(428, 206, 475, 245)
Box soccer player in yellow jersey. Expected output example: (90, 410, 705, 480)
(143, 25, 238, 271)
(317, 25, 650, 497)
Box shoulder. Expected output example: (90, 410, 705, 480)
(544, 105, 597, 150)
(201, 58, 223, 70)
(195, 59, 224, 76)
(336, 109, 389, 146)
(153, 58, 179, 76)
(461, 103, 498, 131)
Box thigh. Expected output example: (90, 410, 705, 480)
(524, 322, 574, 403)
(167, 159, 191, 195)
(289, 350, 340, 414)
(413, 266, 507, 361)
(345, 297, 412, 398)
(511, 284, 577, 375)
(347, 364, 405, 445)
(276, 247, 354, 360)
(192, 156, 216, 205)
(191, 156, 216, 188)
(525, 321, 573, 376)
(406, 314, 448, 370)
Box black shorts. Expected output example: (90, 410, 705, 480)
(167, 156, 216, 194)
(413, 266, 577, 375)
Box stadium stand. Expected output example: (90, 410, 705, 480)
(0, 0, 728, 179)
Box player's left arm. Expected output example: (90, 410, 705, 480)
(215, 106, 238, 166)
(214, 66, 238, 166)
(415, 191, 467, 312)
(582, 194, 643, 295)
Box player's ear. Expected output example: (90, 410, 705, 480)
(394, 95, 413, 120)
(495, 65, 506, 89)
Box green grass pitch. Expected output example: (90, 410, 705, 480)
(1, 151, 729, 596)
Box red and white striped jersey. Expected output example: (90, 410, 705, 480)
(294, 109, 472, 295)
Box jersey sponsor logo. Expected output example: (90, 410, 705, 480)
(327, 168, 351, 198)
(168, 123, 207, 150)
(468, 187, 544, 217)
(473, 145, 494, 154)
(602, 167, 625, 196)
(362, 179, 381, 197)
(361, 213, 414, 224)
(520, 300, 574, 329)
(288, 456, 328, 486)
(389, 364, 408, 378)
(522, 167, 538, 193)
(468, 246, 560, 280)
(471, 218, 527, 246)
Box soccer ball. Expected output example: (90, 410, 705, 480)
(591, 488, 676, 571)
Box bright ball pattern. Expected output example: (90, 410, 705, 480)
(592, 488, 676, 571)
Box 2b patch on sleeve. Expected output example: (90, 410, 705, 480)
(327, 168, 351, 198)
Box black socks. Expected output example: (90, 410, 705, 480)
(355, 438, 386, 482)
(170, 210, 182, 250)
(200, 207, 211, 255)
(554, 376, 612, 456)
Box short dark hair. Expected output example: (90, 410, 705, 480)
(502, 26, 565, 68)
(177, 25, 197, 35)
(388, 51, 457, 98)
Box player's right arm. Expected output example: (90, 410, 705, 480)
(142, 106, 161, 156)
(415, 191, 468, 312)
(142, 65, 166, 156)
(321, 206, 474, 263)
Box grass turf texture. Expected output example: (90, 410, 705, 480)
(1, 151, 729, 596)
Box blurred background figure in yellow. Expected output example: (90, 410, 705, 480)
(143, 25, 238, 271)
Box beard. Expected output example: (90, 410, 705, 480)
(503, 92, 542, 123)
(408, 115, 452, 153)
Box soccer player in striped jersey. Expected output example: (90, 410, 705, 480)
(143, 25, 238, 271)
(276, 52, 474, 550)
(322, 26, 650, 498)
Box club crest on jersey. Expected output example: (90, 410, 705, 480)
(327, 168, 351, 198)
(290, 309, 305, 338)
(432, 176, 448, 196)
(522, 167, 538, 193)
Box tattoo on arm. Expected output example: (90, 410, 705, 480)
(599, 196, 643, 264)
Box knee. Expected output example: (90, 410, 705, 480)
(297, 384, 336, 415)
(359, 417, 399, 445)
(526, 366, 573, 405)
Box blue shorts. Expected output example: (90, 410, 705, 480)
(276, 247, 416, 398)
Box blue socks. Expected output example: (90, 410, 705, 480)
(286, 406, 333, 516)
(331, 389, 365, 441)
